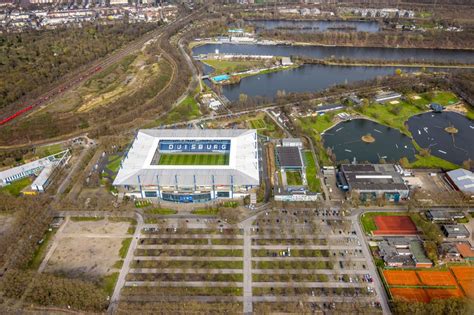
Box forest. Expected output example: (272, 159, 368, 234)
(0, 22, 157, 110)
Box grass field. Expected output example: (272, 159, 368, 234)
(0, 177, 32, 196)
(106, 154, 123, 173)
(285, 171, 302, 186)
(304, 151, 321, 192)
(159, 154, 229, 166)
(357, 100, 423, 135)
(154, 95, 201, 126)
(203, 59, 268, 75)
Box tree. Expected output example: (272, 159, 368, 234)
(238, 93, 248, 104)
(462, 159, 473, 170)
(399, 157, 410, 168)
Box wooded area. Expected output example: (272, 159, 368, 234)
(0, 22, 156, 110)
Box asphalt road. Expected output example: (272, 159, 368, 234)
(108, 212, 144, 314)
(350, 209, 391, 315)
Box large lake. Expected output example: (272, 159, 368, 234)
(322, 119, 416, 163)
(193, 43, 474, 63)
(204, 64, 422, 101)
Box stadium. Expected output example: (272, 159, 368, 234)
(113, 129, 260, 203)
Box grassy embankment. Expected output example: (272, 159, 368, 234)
(203, 59, 300, 81)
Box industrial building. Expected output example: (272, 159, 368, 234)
(446, 168, 474, 196)
(0, 150, 70, 193)
(337, 164, 409, 202)
(441, 225, 470, 239)
(113, 129, 260, 203)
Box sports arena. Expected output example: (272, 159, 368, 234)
(113, 129, 260, 203)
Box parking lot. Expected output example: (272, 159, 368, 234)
(117, 209, 383, 313)
(251, 209, 381, 313)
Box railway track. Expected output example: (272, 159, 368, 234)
(0, 11, 197, 126)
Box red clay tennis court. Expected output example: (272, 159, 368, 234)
(426, 288, 464, 299)
(373, 216, 417, 235)
(417, 271, 457, 286)
(390, 288, 430, 303)
(383, 270, 421, 286)
(450, 266, 474, 281)
(458, 280, 474, 299)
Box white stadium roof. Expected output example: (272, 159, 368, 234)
(113, 129, 260, 187)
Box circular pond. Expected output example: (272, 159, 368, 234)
(322, 119, 416, 163)
(407, 111, 474, 165)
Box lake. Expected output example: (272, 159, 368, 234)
(204, 63, 419, 101)
(193, 43, 474, 64)
(322, 119, 416, 163)
(408, 111, 474, 165)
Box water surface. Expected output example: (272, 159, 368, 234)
(323, 119, 416, 163)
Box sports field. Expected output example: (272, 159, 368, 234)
(383, 270, 420, 286)
(158, 154, 229, 166)
(383, 267, 474, 303)
(373, 215, 417, 235)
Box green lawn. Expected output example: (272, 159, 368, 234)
(191, 208, 220, 216)
(357, 100, 424, 135)
(159, 154, 229, 166)
(0, 177, 32, 196)
(298, 112, 340, 134)
(28, 228, 57, 270)
(424, 91, 458, 106)
(304, 151, 321, 193)
(249, 118, 266, 129)
(70, 216, 104, 222)
(246, 113, 285, 138)
(106, 155, 123, 173)
(203, 59, 267, 74)
(360, 212, 409, 234)
(155, 95, 201, 126)
(102, 272, 119, 296)
(409, 154, 459, 170)
(35, 143, 63, 158)
(285, 170, 302, 186)
(119, 238, 132, 259)
(145, 208, 177, 215)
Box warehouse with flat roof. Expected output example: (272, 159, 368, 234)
(337, 164, 409, 202)
(113, 129, 260, 203)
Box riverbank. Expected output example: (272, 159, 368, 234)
(307, 59, 474, 69)
(205, 64, 301, 85)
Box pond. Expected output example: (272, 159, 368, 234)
(322, 119, 416, 163)
(407, 111, 474, 165)
(246, 19, 380, 33)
